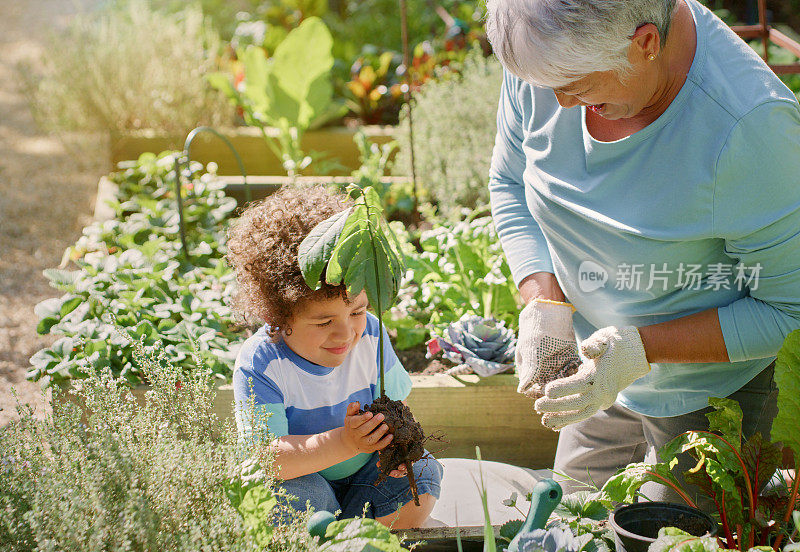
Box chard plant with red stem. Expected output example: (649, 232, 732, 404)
(602, 329, 800, 552)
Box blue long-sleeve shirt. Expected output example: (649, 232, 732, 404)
(489, 0, 800, 417)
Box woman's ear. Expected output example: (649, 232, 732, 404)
(629, 22, 661, 63)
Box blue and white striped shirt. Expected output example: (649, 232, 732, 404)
(233, 313, 413, 480)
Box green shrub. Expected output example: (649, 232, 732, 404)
(24, 1, 232, 134)
(2, 338, 317, 552)
(394, 49, 503, 218)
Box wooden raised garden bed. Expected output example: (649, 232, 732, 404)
(110, 125, 397, 176)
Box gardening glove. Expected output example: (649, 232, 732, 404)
(534, 326, 651, 431)
(516, 299, 582, 397)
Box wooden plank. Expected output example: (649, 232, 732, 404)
(396, 525, 498, 539)
(407, 375, 557, 469)
(110, 126, 397, 176)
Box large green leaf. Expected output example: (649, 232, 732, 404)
(648, 528, 725, 552)
(267, 16, 333, 128)
(774, 329, 800, 466)
(298, 207, 353, 290)
(326, 231, 367, 284)
(240, 46, 270, 115)
(706, 397, 743, 451)
(660, 431, 742, 480)
(237, 485, 276, 548)
(320, 517, 408, 552)
(741, 431, 782, 495)
(602, 462, 684, 504)
(703, 457, 744, 527)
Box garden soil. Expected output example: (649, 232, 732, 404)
(0, 0, 105, 428)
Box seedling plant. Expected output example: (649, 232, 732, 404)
(298, 183, 427, 503)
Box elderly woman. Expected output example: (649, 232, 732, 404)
(485, 0, 800, 504)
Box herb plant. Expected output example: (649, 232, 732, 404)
(3, 334, 319, 552)
(394, 48, 503, 217)
(23, 1, 231, 134)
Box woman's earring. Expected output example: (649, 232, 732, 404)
(648, 53, 656, 61)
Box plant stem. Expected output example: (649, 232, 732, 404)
(691, 430, 756, 517)
(363, 190, 386, 399)
(717, 489, 736, 548)
(773, 465, 799, 551)
(644, 469, 699, 509)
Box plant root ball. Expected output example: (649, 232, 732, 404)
(362, 395, 425, 477)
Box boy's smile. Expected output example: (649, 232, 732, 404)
(283, 290, 369, 367)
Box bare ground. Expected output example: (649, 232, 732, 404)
(0, 1, 105, 427)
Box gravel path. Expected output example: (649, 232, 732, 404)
(0, 1, 105, 427)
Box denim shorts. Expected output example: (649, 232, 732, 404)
(276, 450, 443, 519)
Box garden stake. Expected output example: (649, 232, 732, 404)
(399, 0, 421, 225)
(173, 126, 252, 261)
(183, 126, 251, 204)
(173, 154, 190, 261)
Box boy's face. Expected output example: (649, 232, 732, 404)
(283, 291, 369, 367)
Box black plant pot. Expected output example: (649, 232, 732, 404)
(609, 502, 718, 552)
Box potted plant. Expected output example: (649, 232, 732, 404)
(602, 329, 800, 552)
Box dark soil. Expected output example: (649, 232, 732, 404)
(395, 343, 454, 375)
(363, 395, 426, 505)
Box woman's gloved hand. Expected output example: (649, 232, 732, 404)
(534, 326, 651, 431)
(515, 299, 581, 397)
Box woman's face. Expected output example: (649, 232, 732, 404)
(552, 69, 654, 120)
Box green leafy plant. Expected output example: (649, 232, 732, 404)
(298, 184, 404, 386)
(603, 330, 800, 552)
(29, 152, 244, 388)
(317, 517, 409, 551)
(297, 183, 429, 501)
(207, 17, 345, 177)
(2, 332, 320, 552)
(385, 211, 521, 349)
(648, 527, 776, 552)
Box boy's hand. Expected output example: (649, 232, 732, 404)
(340, 402, 393, 454)
(377, 459, 409, 478)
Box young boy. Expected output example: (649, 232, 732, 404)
(227, 185, 442, 529)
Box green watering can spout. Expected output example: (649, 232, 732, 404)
(507, 479, 563, 552)
(307, 510, 337, 542)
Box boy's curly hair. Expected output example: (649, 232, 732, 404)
(226, 185, 352, 339)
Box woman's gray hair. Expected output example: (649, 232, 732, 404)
(485, 0, 677, 88)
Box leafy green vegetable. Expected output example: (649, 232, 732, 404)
(774, 329, 800, 465)
(384, 212, 521, 350)
(603, 389, 797, 552)
(207, 16, 344, 176)
(603, 462, 688, 506)
(648, 528, 725, 552)
(319, 517, 408, 552)
(29, 151, 243, 388)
